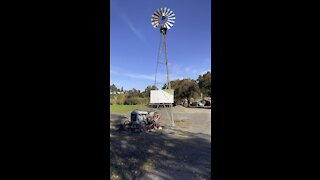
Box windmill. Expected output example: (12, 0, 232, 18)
(151, 7, 175, 89)
(151, 7, 175, 126)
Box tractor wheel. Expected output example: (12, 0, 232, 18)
(121, 120, 130, 131)
(139, 121, 147, 132)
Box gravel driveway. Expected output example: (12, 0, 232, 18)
(110, 106, 211, 180)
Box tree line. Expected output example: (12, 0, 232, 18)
(110, 71, 211, 105)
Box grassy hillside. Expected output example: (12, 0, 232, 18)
(110, 105, 148, 114)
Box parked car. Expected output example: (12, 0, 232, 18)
(191, 99, 205, 107)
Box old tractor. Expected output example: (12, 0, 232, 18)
(120, 110, 161, 132)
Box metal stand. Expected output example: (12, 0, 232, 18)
(154, 26, 174, 127)
(155, 103, 174, 127)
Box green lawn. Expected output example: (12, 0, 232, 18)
(110, 104, 148, 114)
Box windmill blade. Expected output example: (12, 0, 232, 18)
(166, 21, 174, 27)
(151, 18, 159, 23)
(151, 21, 159, 24)
(151, 7, 175, 30)
(155, 9, 160, 16)
(165, 8, 170, 16)
(167, 19, 175, 23)
(151, 15, 159, 25)
(164, 8, 169, 16)
(152, 21, 159, 27)
(152, 14, 159, 18)
(166, 22, 173, 27)
(168, 13, 175, 18)
(151, 19, 159, 23)
(167, 10, 174, 17)
(153, 13, 160, 18)
(151, 19, 158, 23)
(152, 23, 158, 28)
(152, 15, 159, 20)
(155, 9, 161, 16)
(165, 23, 172, 29)
(153, 10, 160, 16)
(152, 18, 158, 23)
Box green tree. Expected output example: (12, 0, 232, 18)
(110, 84, 117, 92)
(142, 85, 158, 98)
(126, 88, 140, 98)
(197, 71, 211, 97)
(163, 78, 201, 104)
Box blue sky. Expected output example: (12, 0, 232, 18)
(110, 0, 211, 91)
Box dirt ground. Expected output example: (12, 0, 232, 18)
(110, 106, 211, 180)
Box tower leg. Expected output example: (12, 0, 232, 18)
(171, 103, 174, 126)
(163, 34, 171, 89)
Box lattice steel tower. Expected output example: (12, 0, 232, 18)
(151, 7, 176, 126)
(151, 7, 175, 90)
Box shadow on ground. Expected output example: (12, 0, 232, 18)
(110, 114, 211, 180)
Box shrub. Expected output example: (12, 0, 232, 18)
(124, 97, 148, 105)
(116, 94, 125, 105)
